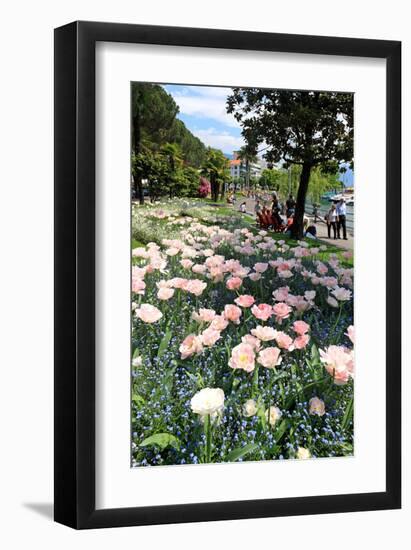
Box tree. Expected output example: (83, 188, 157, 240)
(160, 142, 184, 198)
(259, 168, 287, 191)
(238, 144, 258, 192)
(171, 119, 207, 168)
(131, 83, 207, 202)
(131, 84, 179, 203)
(201, 148, 229, 202)
(227, 90, 353, 238)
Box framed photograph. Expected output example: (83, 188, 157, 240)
(54, 21, 401, 529)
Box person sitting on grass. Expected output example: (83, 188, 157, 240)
(305, 224, 317, 239)
(239, 201, 247, 214)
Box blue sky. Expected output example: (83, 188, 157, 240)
(163, 84, 353, 186)
(164, 84, 244, 155)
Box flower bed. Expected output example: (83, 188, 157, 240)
(131, 200, 354, 466)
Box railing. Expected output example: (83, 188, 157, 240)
(306, 202, 354, 234)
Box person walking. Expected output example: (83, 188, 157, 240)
(286, 193, 296, 217)
(336, 198, 347, 239)
(325, 204, 338, 239)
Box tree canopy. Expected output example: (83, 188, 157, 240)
(227, 89, 353, 237)
(201, 148, 229, 202)
(131, 83, 207, 202)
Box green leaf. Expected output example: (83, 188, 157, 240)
(140, 433, 180, 451)
(341, 396, 354, 431)
(274, 419, 288, 443)
(271, 372, 289, 384)
(225, 443, 259, 462)
(310, 343, 321, 365)
(257, 405, 267, 431)
(157, 330, 172, 358)
(132, 347, 140, 359)
(132, 393, 145, 405)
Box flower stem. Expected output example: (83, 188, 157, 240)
(252, 365, 259, 398)
(331, 304, 343, 343)
(204, 414, 212, 463)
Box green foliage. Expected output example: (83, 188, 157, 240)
(140, 433, 181, 451)
(259, 168, 287, 190)
(131, 83, 207, 201)
(225, 443, 260, 462)
(227, 89, 353, 238)
(157, 330, 172, 358)
(201, 148, 230, 202)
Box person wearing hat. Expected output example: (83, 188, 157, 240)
(336, 197, 347, 240)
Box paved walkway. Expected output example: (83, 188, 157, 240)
(234, 197, 354, 251)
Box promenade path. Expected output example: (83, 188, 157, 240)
(235, 196, 354, 251)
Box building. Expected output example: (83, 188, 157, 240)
(229, 151, 264, 180)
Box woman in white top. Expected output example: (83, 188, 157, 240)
(325, 204, 338, 239)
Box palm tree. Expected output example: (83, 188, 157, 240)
(238, 145, 258, 192)
(201, 148, 229, 202)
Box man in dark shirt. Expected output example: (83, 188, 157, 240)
(286, 194, 296, 217)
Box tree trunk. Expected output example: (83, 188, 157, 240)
(291, 162, 312, 239)
(220, 181, 225, 201)
(134, 176, 144, 204)
(245, 159, 250, 191)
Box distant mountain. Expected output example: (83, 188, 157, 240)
(339, 165, 354, 187)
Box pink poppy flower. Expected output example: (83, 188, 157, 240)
(226, 277, 243, 291)
(304, 290, 316, 302)
(192, 264, 207, 275)
(224, 304, 242, 324)
(272, 302, 292, 323)
(179, 334, 203, 359)
(327, 296, 339, 308)
(180, 259, 194, 270)
(257, 347, 282, 369)
(157, 287, 174, 301)
(235, 295, 255, 308)
(210, 315, 229, 332)
(322, 276, 338, 288)
(274, 331, 294, 351)
(251, 303, 273, 321)
(200, 328, 221, 347)
(251, 325, 277, 342)
(293, 320, 310, 336)
(132, 278, 146, 295)
(186, 279, 207, 296)
(331, 286, 352, 301)
(272, 286, 290, 302)
(228, 343, 255, 373)
(254, 262, 269, 273)
(319, 345, 354, 385)
(346, 325, 355, 344)
(169, 277, 189, 289)
(293, 334, 310, 349)
(278, 269, 293, 279)
(249, 272, 262, 282)
(241, 334, 261, 351)
(135, 304, 163, 324)
(309, 397, 325, 416)
(192, 308, 216, 323)
(316, 262, 328, 275)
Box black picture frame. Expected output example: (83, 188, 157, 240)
(54, 20, 401, 529)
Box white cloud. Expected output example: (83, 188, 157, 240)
(168, 86, 239, 128)
(191, 127, 244, 154)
